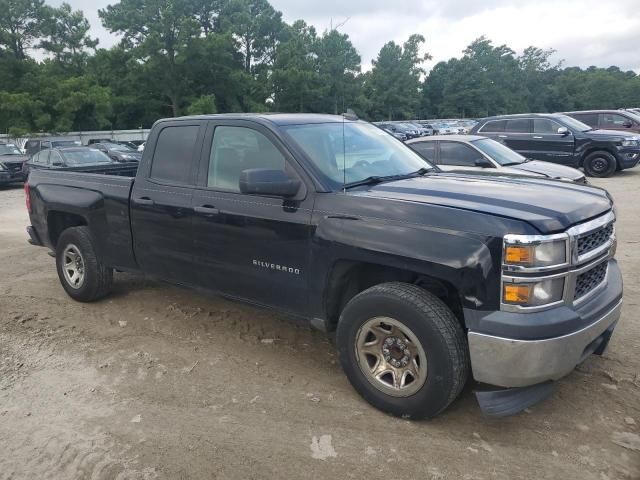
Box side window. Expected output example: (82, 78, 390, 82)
(573, 113, 598, 127)
(409, 142, 436, 162)
(50, 151, 63, 165)
(149, 125, 200, 184)
(600, 113, 629, 127)
(479, 120, 506, 133)
(533, 119, 562, 134)
(505, 119, 531, 133)
(439, 142, 483, 167)
(36, 150, 50, 165)
(207, 126, 286, 192)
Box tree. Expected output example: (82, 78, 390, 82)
(0, 0, 45, 59)
(272, 20, 320, 112)
(219, 0, 284, 74)
(316, 29, 361, 114)
(368, 34, 429, 120)
(187, 94, 217, 115)
(39, 3, 98, 69)
(99, 0, 202, 116)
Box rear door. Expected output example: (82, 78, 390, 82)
(501, 118, 534, 156)
(191, 120, 314, 314)
(130, 120, 205, 284)
(529, 118, 575, 165)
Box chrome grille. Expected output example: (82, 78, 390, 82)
(574, 262, 607, 300)
(577, 223, 613, 257)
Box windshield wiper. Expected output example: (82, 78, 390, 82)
(343, 168, 435, 190)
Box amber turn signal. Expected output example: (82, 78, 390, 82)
(503, 284, 531, 304)
(504, 245, 533, 265)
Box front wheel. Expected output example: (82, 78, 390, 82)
(336, 283, 469, 419)
(583, 151, 617, 178)
(55, 226, 113, 302)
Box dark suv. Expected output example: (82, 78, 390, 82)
(469, 113, 640, 177)
(564, 110, 640, 135)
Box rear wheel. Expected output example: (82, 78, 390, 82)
(583, 151, 617, 178)
(55, 226, 113, 302)
(336, 282, 469, 419)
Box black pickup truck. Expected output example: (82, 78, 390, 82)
(25, 114, 623, 418)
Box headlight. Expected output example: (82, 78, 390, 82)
(502, 278, 565, 307)
(503, 235, 568, 269)
(621, 138, 640, 147)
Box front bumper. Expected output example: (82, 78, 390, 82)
(616, 150, 640, 169)
(468, 299, 621, 388)
(0, 171, 11, 184)
(467, 258, 623, 388)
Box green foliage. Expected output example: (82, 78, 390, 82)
(0, 0, 639, 135)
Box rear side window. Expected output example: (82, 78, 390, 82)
(572, 113, 598, 127)
(505, 119, 530, 133)
(600, 113, 630, 127)
(479, 120, 506, 133)
(150, 125, 200, 184)
(409, 142, 436, 162)
(439, 142, 482, 166)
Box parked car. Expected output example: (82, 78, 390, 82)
(25, 113, 622, 419)
(431, 122, 457, 135)
(23, 137, 81, 157)
(406, 135, 586, 183)
(0, 142, 29, 185)
(22, 147, 131, 177)
(469, 113, 640, 177)
(378, 122, 417, 139)
(564, 110, 640, 135)
(87, 138, 113, 145)
(404, 122, 431, 136)
(89, 142, 142, 163)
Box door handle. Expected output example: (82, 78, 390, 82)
(194, 205, 220, 215)
(533, 136, 543, 139)
(135, 197, 154, 206)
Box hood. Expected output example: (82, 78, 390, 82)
(508, 160, 585, 182)
(353, 173, 611, 233)
(0, 154, 29, 165)
(584, 129, 640, 140)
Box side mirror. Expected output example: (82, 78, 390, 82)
(239, 169, 301, 198)
(474, 158, 494, 168)
(557, 127, 570, 136)
(622, 121, 633, 128)
(51, 161, 64, 167)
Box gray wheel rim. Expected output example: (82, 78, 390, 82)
(591, 157, 608, 173)
(62, 244, 86, 289)
(355, 317, 428, 397)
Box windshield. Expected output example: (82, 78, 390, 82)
(61, 149, 113, 165)
(472, 138, 526, 165)
(283, 122, 433, 189)
(51, 140, 80, 148)
(556, 115, 592, 132)
(104, 143, 135, 152)
(0, 144, 22, 155)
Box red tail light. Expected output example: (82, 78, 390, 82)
(24, 182, 32, 213)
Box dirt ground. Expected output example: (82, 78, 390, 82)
(1, 173, 639, 480)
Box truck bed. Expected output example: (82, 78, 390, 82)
(27, 167, 138, 271)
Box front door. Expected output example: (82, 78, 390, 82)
(130, 121, 205, 283)
(437, 141, 490, 173)
(191, 120, 314, 314)
(528, 118, 575, 165)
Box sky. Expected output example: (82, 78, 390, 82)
(50, 0, 640, 73)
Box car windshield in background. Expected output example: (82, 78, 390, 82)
(556, 115, 592, 132)
(50, 141, 80, 149)
(61, 149, 112, 165)
(471, 138, 527, 166)
(0, 144, 22, 155)
(283, 122, 433, 189)
(104, 143, 135, 152)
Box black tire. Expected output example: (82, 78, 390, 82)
(336, 282, 469, 419)
(583, 151, 617, 178)
(55, 226, 113, 302)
